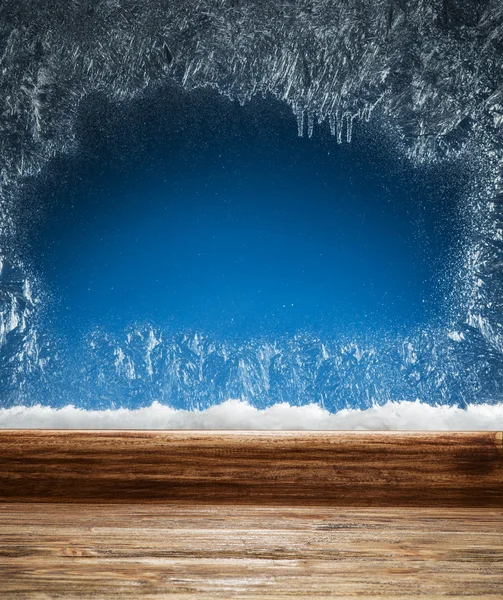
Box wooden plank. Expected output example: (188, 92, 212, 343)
(1, 503, 502, 598)
(0, 431, 502, 506)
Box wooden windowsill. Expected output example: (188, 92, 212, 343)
(1, 431, 502, 598)
(0, 430, 502, 506)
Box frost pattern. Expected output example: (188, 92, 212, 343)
(0, 1, 503, 407)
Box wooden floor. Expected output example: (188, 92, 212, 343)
(0, 431, 502, 598)
(1, 504, 503, 598)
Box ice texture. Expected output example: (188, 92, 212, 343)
(0, 1, 503, 410)
(0, 0, 502, 192)
(4, 326, 500, 411)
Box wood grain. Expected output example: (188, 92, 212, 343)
(0, 431, 502, 506)
(1, 503, 502, 598)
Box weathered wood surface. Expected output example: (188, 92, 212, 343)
(0, 431, 502, 506)
(1, 504, 502, 599)
(1, 433, 502, 597)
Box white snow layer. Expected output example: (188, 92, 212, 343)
(1, 399, 502, 430)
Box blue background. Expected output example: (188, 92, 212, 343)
(24, 85, 464, 342)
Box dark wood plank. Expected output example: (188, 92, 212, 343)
(0, 431, 502, 506)
(1, 503, 502, 598)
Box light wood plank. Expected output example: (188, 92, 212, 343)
(1, 504, 502, 598)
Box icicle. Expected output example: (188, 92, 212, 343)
(296, 109, 304, 137)
(307, 112, 314, 138)
(329, 113, 336, 136)
(346, 113, 354, 143)
(336, 115, 343, 144)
